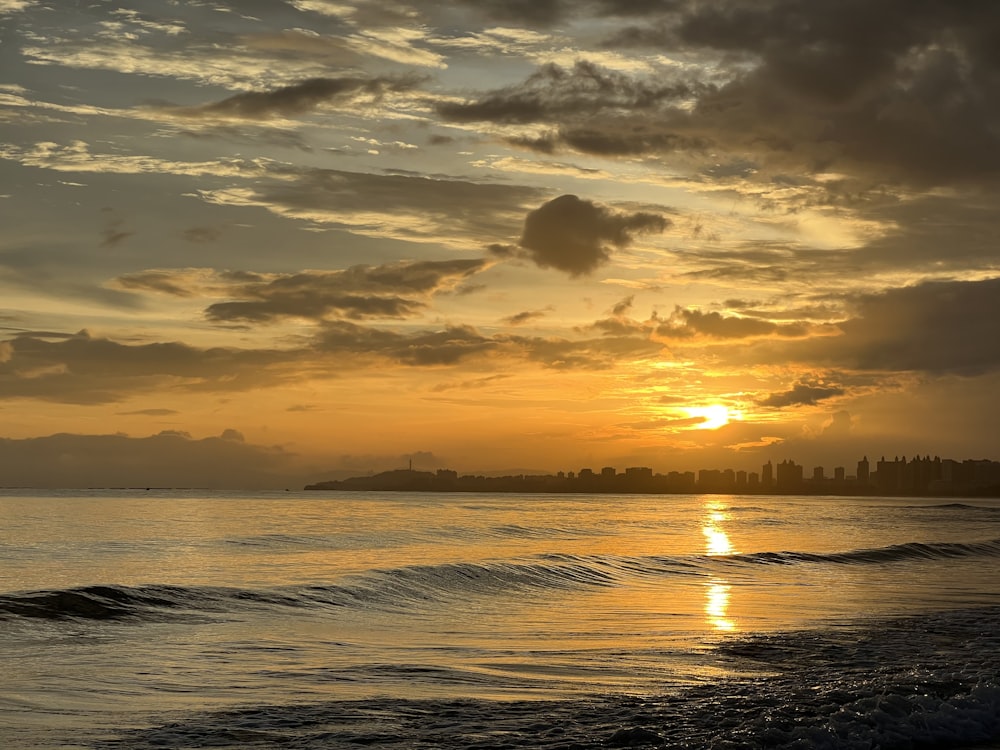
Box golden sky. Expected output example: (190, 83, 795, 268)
(2, 0, 1000, 487)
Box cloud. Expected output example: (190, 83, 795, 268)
(657, 307, 808, 340)
(100, 219, 134, 248)
(741, 277, 1000, 376)
(0, 330, 294, 404)
(830, 277, 1000, 375)
(602, 0, 1000, 186)
(517, 194, 669, 276)
(163, 75, 423, 121)
(0, 140, 263, 178)
(0, 0, 35, 14)
(456, 0, 564, 25)
(436, 61, 702, 124)
(434, 1, 1000, 190)
(502, 308, 552, 326)
(0, 304, 666, 406)
(315, 321, 499, 366)
(113, 268, 218, 298)
(117, 408, 180, 416)
(313, 317, 664, 370)
(201, 259, 487, 324)
(0, 431, 300, 489)
(199, 165, 544, 248)
(116, 260, 491, 324)
(759, 382, 845, 408)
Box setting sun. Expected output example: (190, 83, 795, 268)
(686, 404, 734, 430)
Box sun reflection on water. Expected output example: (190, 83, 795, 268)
(702, 499, 737, 631)
(705, 581, 735, 631)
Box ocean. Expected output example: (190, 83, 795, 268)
(1, 489, 999, 749)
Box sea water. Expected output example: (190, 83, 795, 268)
(1, 490, 999, 749)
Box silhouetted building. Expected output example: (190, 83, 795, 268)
(776, 460, 803, 491)
(876, 456, 902, 493)
(857, 456, 870, 485)
(698, 469, 725, 492)
(834, 466, 845, 482)
(762, 460, 773, 488)
(665, 471, 697, 491)
(812, 466, 825, 481)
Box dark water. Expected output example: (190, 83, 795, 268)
(1, 490, 999, 748)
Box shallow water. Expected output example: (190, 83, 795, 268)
(1, 490, 999, 748)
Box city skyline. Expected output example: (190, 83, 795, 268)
(306, 451, 1000, 497)
(3, 2, 1000, 487)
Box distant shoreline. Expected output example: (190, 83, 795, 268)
(304, 467, 1000, 499)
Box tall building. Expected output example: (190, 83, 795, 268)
(776, 460, 803, 491)
(857, 456, 870, 485)
(762, 460, 773, 488)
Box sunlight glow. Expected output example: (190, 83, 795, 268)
(685, 404, 734, 430)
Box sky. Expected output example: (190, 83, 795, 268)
(2, 0, 1000, 488)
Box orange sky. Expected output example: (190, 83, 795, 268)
(2, 1, 1000, 487)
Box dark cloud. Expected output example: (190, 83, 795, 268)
(740, 277, 1000, 376)
(502, 308, 551, 326)
(455, 0, 564, 25)
(436, 61, 702, 124)
(518, 195, 669, 276)
(657, 307, 807, 339)
(117, 408, 180, 416)
(315, 321, 499, 366)
(612, 296, 635, 316)
(831, 277, 1000, 375)
(605, 0, 1000, 185)
(0, 330, 292, 404)
(204, 259, 488, 324)
(314, 317, 664, 370)
(165, 76, 423, 120)
(759, 382, 845, 408)
(0, 431, 299, 489)
(425, 2, 1000, 187)
(0, 304, 667, 406)
(487, 243, 519, 258)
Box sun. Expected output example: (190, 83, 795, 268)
(686, 404, 734, 430)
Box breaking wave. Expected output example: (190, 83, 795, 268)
(4, 537, 999, 622)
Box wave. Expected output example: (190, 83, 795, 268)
(719, 538, 1000, 567)
(917, 502, 1000, 516)
(4, 538, 999, 622)
(0, 583, 318, 621)
(221, 524, 603, 551)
